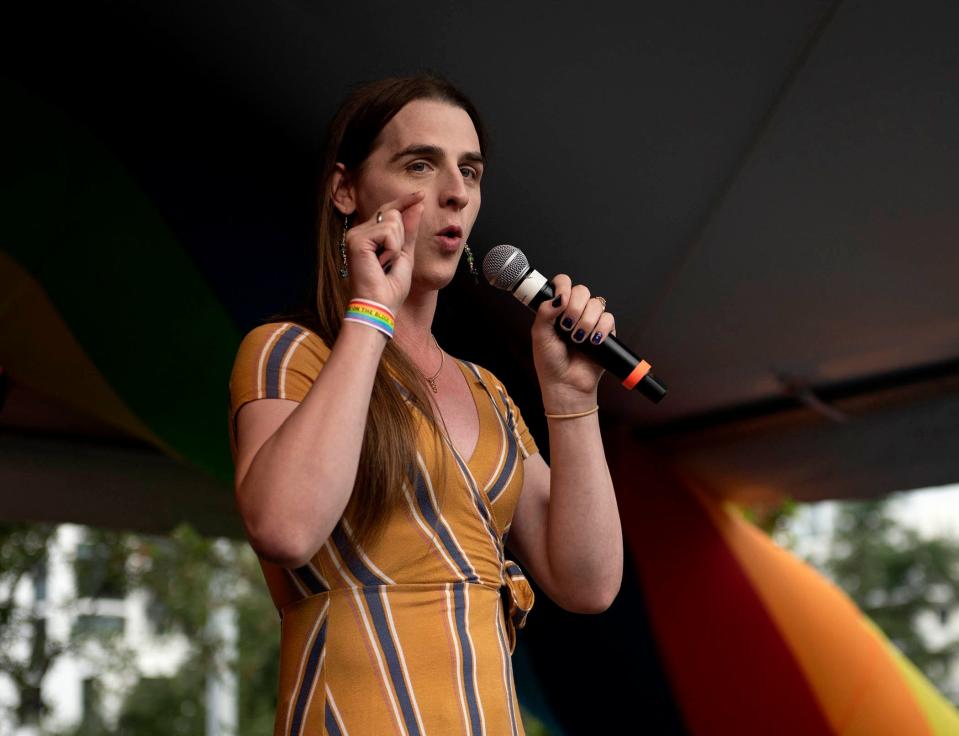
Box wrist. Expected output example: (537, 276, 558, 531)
(339, 317, 390, 349)
(540, 386, 597, 415)
(544, 404, 598, 420)
(344, 297, 395, 340)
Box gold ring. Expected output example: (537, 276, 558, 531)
(594, 296, 607, 310)
(375, 211, 383, 224)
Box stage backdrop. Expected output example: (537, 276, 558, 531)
(3, 75, 958, 734)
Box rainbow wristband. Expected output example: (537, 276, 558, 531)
(344, 298, 396, 340)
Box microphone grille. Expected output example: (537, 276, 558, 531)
(482, 244, 529, 290)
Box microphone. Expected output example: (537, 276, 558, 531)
(482, 244, 667, 404)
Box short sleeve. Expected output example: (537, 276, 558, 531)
(479, 366, 539, 460)
(227, 322, 331, 450)
(505, 390, 539, 459)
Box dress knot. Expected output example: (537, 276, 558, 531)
(500, 559, 535, 654)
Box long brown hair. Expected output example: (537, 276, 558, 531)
(265, 74, 488, 555)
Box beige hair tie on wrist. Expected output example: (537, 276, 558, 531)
(544, 405, 599, 419)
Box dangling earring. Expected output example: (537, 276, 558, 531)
(463, 242, 479, 284)
(339, 214, 350, 279)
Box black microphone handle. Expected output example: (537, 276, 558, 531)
(524, 280, 667, 404)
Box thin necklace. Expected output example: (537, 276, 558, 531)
(422, 337, 467, 461)
(425, 337, 457, 457)
(425, 334, 444, 393)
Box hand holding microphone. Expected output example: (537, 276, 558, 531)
(482, 244, 667, 404)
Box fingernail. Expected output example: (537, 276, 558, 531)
(574, 329, 585, 341)
(592, 332, 603, 344)
(552, 295, 562, 308)
(561, 317, 574, 329)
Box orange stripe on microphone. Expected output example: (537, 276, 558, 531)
(623, 360, 651, 390)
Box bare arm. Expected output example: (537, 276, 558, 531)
(507, 411, 622, 614)
(234, 191, 424, 568)
(506, 272, 624, 611)
(234, 321, 387, 568)
(540, 401, 622, 611)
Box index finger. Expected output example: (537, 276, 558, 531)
(378, 191, 425, 254)
(378, 190, 425, 217)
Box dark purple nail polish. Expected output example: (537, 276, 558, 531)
(574, 329, 585, 341)
(562, 317, 574, 329)
(592, 332, 603, 344)
(552, 295, 562, 307)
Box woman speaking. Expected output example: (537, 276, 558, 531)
(228, 74, 623, 735)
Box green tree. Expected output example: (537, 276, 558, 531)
(0, 522, 60, 728)
(743, 497, 799, 539)
(88, 524, 281, 736)
(0, 521, 280, 735)
(113, 657, 206, 735)
(3, 520, 549, 733)
(0, 523, 136, 729)
(823, 498, 959, 695)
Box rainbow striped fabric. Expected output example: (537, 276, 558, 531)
(609, 436, 959, 736)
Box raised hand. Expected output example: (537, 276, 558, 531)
(345, 190, 425, 314)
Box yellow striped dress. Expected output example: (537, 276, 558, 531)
(228, 321, 539, 735)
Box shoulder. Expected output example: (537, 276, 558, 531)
(457, 359, 502, 393)
(235, 321, 331, 365)
(459, 359, 540, 457)
(456, 359, 517, 408)
(229, 322, 331, 403)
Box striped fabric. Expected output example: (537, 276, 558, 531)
(229, 322, 540, 735)
(607, 429, 959, 736)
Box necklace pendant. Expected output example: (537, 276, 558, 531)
(423, 334, 443, 394)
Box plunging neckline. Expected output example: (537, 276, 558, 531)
(445, 358, 486, 471)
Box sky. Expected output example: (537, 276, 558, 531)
(780, 482, 959, 559)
